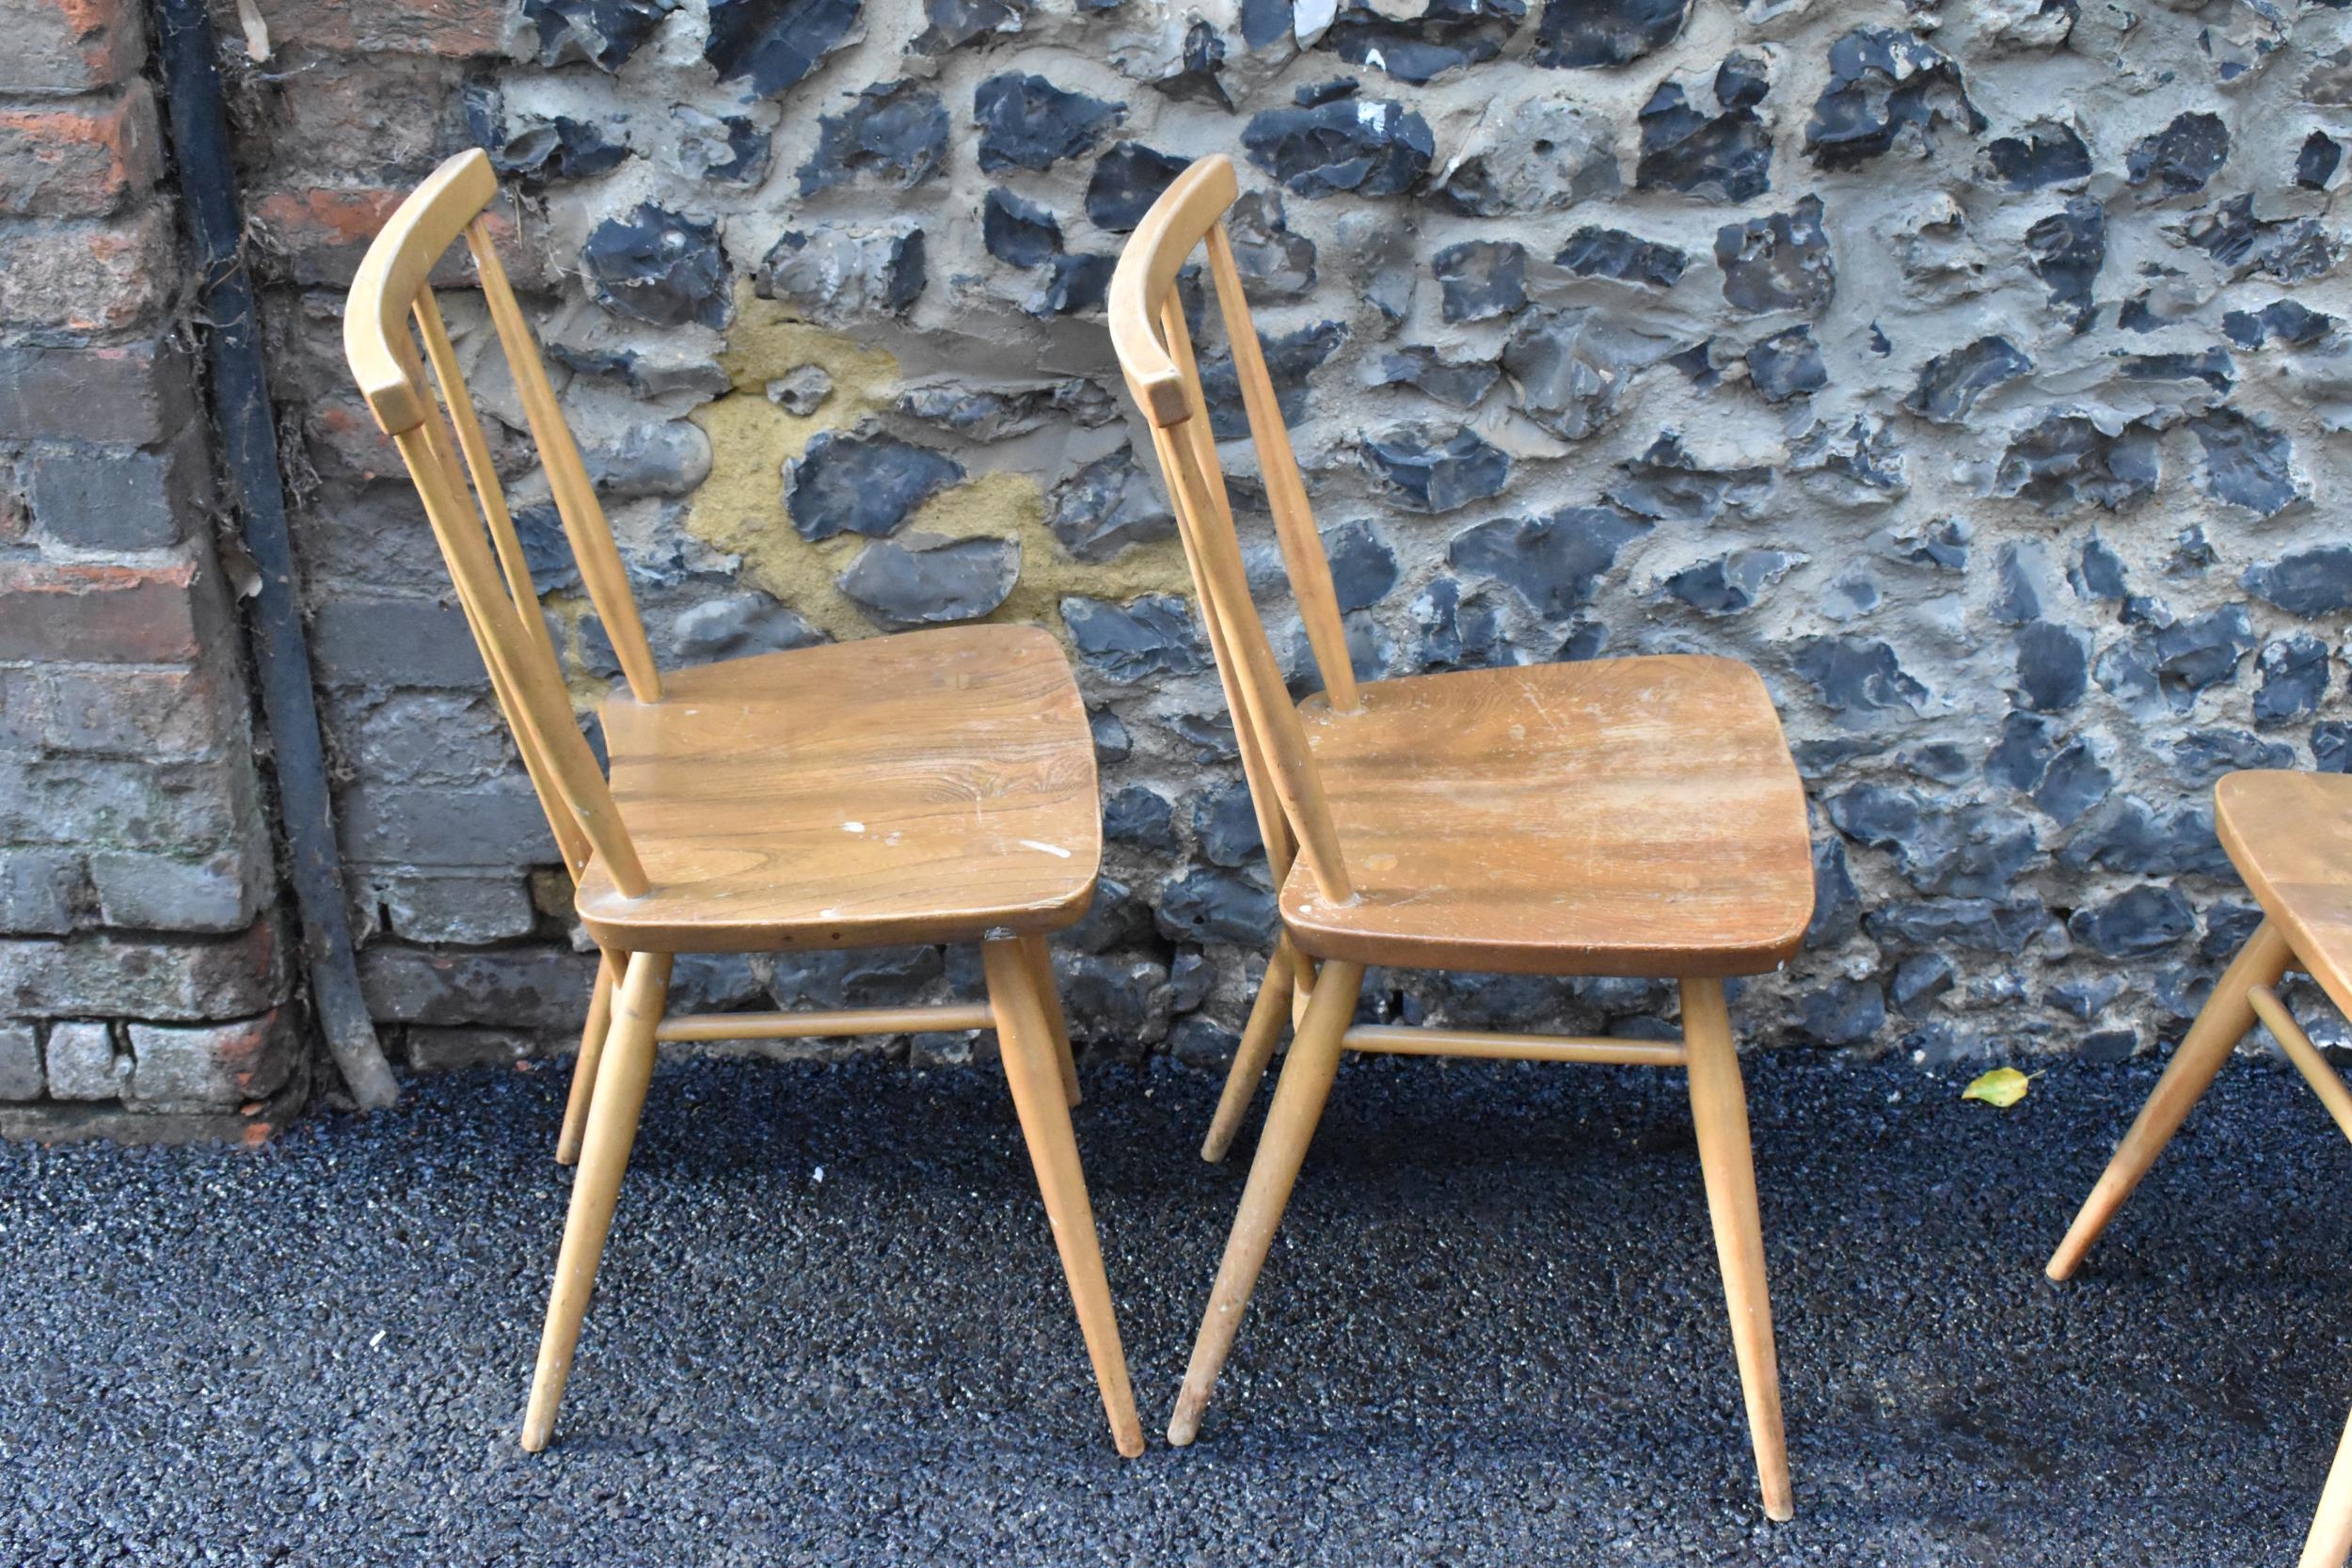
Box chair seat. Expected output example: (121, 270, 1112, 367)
(573, 625, 1100, 953)
(1278, 655, 1815, 977)
(2216, 769, 2352, 1014)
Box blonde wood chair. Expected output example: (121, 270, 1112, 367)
(344, 148, 1142, 1458)
(1106, 154, 1816, 1518)
(2042, 769, 2352, 1565)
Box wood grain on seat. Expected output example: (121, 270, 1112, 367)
(2217, 769, 2352, 1012)
(1278, 656, 1815, 976)
(574, 625, 1100, 954)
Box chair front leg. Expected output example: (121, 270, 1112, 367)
(1200, 938, 1298, 1164)
(983, 939, 1145, 1457)
(555, 949, 619, 1165)
(2046, 917, 2293, 1281)
(1681, 976, 1794, 1522)
(1169, 958, 1363, 1447)
(2305, 1398, 2352, 1568)
(523, 948, 672, 1452)
(1017, 933, 1083, 1109)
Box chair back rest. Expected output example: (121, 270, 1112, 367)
(1107, 154, 1356, 903)
(342, 148, 653, 896)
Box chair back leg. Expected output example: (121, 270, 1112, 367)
(1169, 958, 1364, 1446)
(2046, 918, 2292, 1280)
(555, 950, 620, 1165)
(523, 948, 673, 1451)
(1201, 939, 1299, 1164)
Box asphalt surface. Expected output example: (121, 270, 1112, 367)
(1, 1047, 2348, 1566)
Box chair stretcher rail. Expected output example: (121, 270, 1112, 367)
(1341, 1024, 1688, 1068)
(2248, 985, 2352, 1145)
(654, 1004, 997, 1043)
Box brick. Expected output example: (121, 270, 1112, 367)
(40, 662, 238, 759)
(405, 1023, 538, 1071)
(378, 873, 535, 943)
(0, 206, 172, 334)
(0, 335, 191, 443)
(0, 847, 81, 933)
(251, 187, 521, 288)
(0, 1022, 39, 1099)
(126, 1008, 296, 1108)
(0, 554, 226, 663)
(0, 0, 145, 95)
(44, 1017, 123, 1098)
(0, 921, 281, 1019)
(309, 596, 486, 687)
(24, 427, 208, 549)
(358, 942, 596, 1029)
(295, 480, 445, 587)
(1, 754, 259, 855)
(0, 82, 159, 215)
(327, 690, 514, 787)
(263, 55, 469, 184)
(88, 848, 265, 932)
(237, 0, 504, 57)
(339, 783, 555, 867)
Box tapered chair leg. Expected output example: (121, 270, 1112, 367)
(1681, 976, 1794, 1522)
(1169, 958, 1364, 1447)
(1019, 933, 1082, 1109)
(555, 950, 619, 1165)
(522, 948, 672, 1452)
(2304, 1400, 2352, 1568)
(1200, 939, 1298, 1164)
(2046, 918, 2293, 1281)
(982, 940, 1144, 1457)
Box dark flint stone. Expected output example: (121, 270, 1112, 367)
(2170, 728, 2295, 785)
(1048, 446, 1175, 562)
(1362, 427, 1512, 514)
(2069, 887, 2195, 959)
(1155, 869, 1279, 945)
(1433, 241, 1528, 323)
(704, 0, 862, 97)
(1809, 838, 1862, 945)
(1746, 326, 1825, 402)
(1323, 520, 1398, 611)
(757, 225, 927, 320)
(524, 0, 675, 69)
(1715, 196, 1834, 313)
(2174, 195, 2340, 283)
(1556, 227, 1686, 288)
(1027, 253, 1117, 316)
(1865, 898, 2046, 955)
(1242, 98, 1435, 198)
(2151, 606, 2257, 690)
(2014, 624, 2090, 712)
(580, 206, 730, 330)
(1802, 981, 1885, 1046)
(974, 73, 1124, 172)
(2025, 198, 2104, 330)
(2125, 112, 2229, 198)
(670, 592, 822, 663)
(1061, 594, 1208, 682)
(1447, 507, 1651, 616)
(982, 188, 1061, 267)
(1090, 709, 1132, 762)
(1985, 711, 2060, 793)
(1295, 76, 1360, 106)
(1200, 322, 1347, 439)
(1085, 143, 1191, 231)
(2319, 721, 2352, 773)
(1607, 434, 1770, 523)
(1191, 782, 1263, 867)
(1982, 122, 2090, 190)
(799, 80, 947, 195)
(2221, 299, 2335, 349)
(1226, 191, 1316, 297)
(1716, 50, 1768, 107)
(786, 430, 963, 541)
(2074, 535, 2128, 600)
(1154, 20, 1232, 107)
(1805, 28, 1982, 169)
(2187, 408, 2296, 516)
(2034, 740, 2112, 826)
(2244, 546, 2352, 616)
(1791, 637, 1927, 715)
(479, 112, 630, 185)
(2116, 348, 2233, 393)
(675, 109, 769, 184)
(1372, 347, 1500, 408)
(1790, 414, 1908, 495)
(1892, 954, 1955, 1012)
(837, 533, 1020, 629)
(913, 0, 1025, 53)
(1325, 0, 1526, 83)
(1532, 0, 1690, 69)
(1636, 82, 1770, 202)
(1410, 578, 1506, 672)
(1663, 549, 1799, 614)
(2299, 131, 2342, 190)
(1104, 786, 1175, 850)
(1904, 336, 2030, 423)
(1993, 412, 2157, 513)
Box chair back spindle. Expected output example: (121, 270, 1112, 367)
(1108, 154, 1357, 906)
(345, 148, 651, 898)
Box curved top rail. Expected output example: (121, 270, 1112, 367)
(1105, 153, 1238, 428)
(343, 148, 499, 436)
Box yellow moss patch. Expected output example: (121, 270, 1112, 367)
(682, 281, 1195, 646)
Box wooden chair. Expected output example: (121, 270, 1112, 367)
(2043, 769, 2352, 1564)
(1105, 154, 1816, 1518)
(343, 148, 1142, 1458)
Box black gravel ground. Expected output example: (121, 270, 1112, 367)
(2, 1048, 2348, 1566)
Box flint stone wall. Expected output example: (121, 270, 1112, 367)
(215, 0, 2352, 1076)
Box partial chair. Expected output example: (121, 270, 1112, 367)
(2044, 768, 2352, 1566)
(1106, 154, 1816, 1518)
(344, 148, 1142, 1457)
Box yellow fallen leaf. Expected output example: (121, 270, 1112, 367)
(1963, 1067, 2032, 1108)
